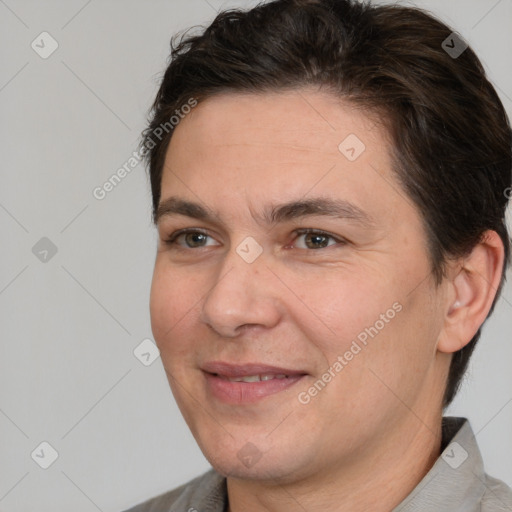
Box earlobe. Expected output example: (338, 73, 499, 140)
(438, 231, 505, 354)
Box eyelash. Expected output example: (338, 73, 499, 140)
(163, 228, 346, 250)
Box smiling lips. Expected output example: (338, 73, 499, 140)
(202, 362, 308, 404)
(220, 373, 289, 382)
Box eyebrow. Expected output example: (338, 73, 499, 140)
(155, 195, 374, 228)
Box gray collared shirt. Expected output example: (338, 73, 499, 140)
(124, 417, 512, 512)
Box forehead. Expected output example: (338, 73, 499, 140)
(167, 89, 384, 165)
(160, 88, 416, 229)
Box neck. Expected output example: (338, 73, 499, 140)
(226, 412, 443, 512)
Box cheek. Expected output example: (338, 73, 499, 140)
(352, 285, 441, 403)
(300, 270, 398, 351)
(149, 262, 198, 357)
(149, 264, 172, 341)
(302, 267, 436, 383)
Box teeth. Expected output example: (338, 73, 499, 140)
(235, 375, 260, 383)
(225, 374, 289, 382)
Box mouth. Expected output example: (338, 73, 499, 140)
(201, 362, 308, 404)
(217, 373, 291, 382)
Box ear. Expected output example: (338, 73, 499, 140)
(437, 230, 505, 354)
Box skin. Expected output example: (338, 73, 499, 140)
(149, 88, 504, 512)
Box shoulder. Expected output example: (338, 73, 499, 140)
(122, 469, 226, 512)
(122, 481, 188, 512)
(481, 473, 512, 511)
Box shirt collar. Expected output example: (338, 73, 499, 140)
(392, 416, 487, 512)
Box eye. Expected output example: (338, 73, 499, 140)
(164, 229, 219, 249)
(292, 229, 345, 250)
(163, 228, 346, 251)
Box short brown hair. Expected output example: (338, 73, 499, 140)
(142, 0, 512, 407)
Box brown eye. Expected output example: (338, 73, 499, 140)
(182, 232, 209, 248)
(165, 230, 218, 249)
(293, 229, 345, 250)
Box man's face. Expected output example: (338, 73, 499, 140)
(150, 89, 449, 482)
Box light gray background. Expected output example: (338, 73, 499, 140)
(0, 0, 511, 510)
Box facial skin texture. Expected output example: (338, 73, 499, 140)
(150, 88, 504, 512)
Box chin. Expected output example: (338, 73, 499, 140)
(194, 432, 310, 484)
(208, 455, 297, 482)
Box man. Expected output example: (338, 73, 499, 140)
(125, 0, 512, 510)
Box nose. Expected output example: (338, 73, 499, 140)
(199, 244, 283, 338)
